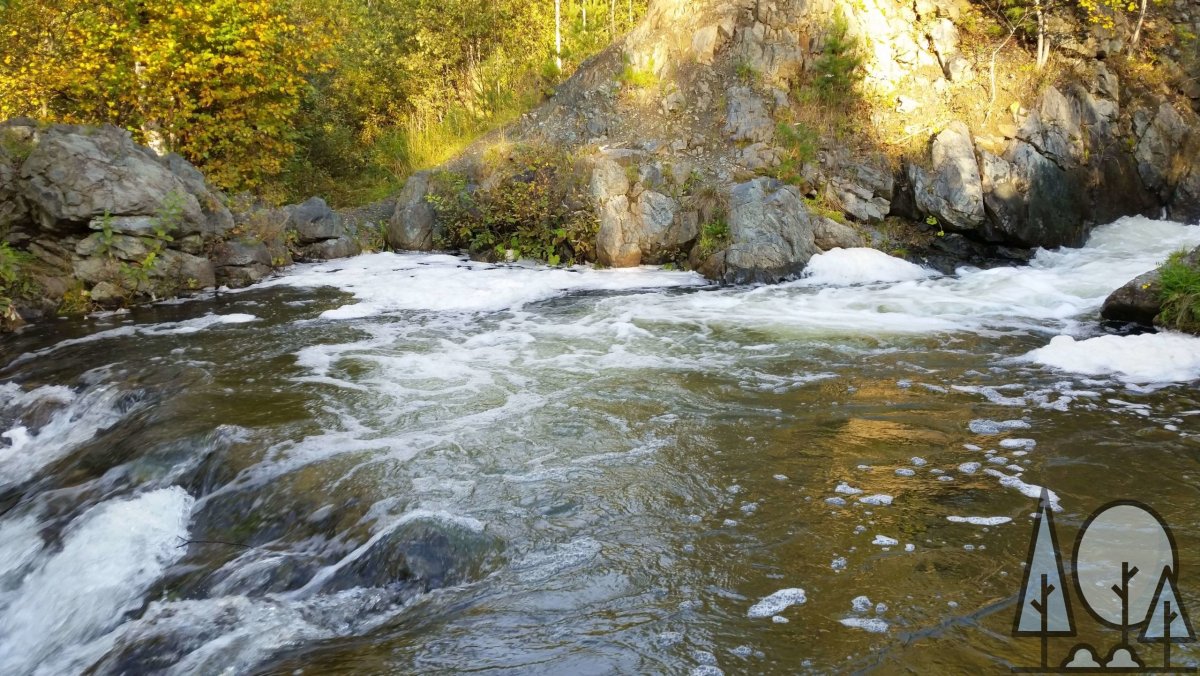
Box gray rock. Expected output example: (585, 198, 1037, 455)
(18, 125, 211, 234)
(0, 135, 29, 230)
(980, 143, 1086, 248)
(597, 194, 640, 267)
(591, 158, 630, 202)
(725, 87, 774, 144)
(634, 190, 694, 262)
(1135, 103, 1188, 197)
(1102, 247, 1200, 327)
(692, 24, 730, 65)
(387, 171, 436, 250)
(813, 218, 865, 250)
(88, 281, 126, 307)
(1018, 86, 1083, 168)
(911, 122, 985, 231)
(723, 178, 820, 283)
(217, 262, 271, 288)
(300, 236, 362, 261)
(287, 196, 343, 244)
(214, 240, 272, 268)
(1101, 269, 1162, 325)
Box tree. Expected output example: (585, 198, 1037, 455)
(1014, 488, 1075, 668)
(0, 0, 322, 193)
(1139, 566, 1196, 669)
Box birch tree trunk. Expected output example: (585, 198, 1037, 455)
(555, 0, 562, 71)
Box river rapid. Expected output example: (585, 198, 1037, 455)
(1, 216, 1199, 674)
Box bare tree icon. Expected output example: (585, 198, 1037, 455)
(1013, 488, 1074, 669)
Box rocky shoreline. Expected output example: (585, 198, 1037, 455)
(3, 0, 1200, 331)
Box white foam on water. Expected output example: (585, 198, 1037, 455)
(851, 595, 872, 612)
(1024, 332, 1200, 385)
(871, 535, 898, 546)
(747, 588, 807, 618)
(797, 248, 936, 286)
(839, 617, 889, 633)
(0, 383, 128, 488)
(0, 487, 193, 675)
(858, 494, 893, 506)
(8, 313, 257, 366)
(257, 252, 706, 318)
(615, 216, 1200, 337)
(983, 469, 1061, 511)
(947, 516, 1013, 526)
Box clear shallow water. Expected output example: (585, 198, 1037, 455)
(0, 216, 1198, 674)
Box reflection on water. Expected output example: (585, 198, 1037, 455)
(0, 217, 1198, 674)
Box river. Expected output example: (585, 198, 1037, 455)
(1, 216, 1199, 674)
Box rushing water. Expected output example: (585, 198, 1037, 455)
(1, 216, 1199, 675)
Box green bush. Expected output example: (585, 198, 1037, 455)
(697, 217, 730, 258)
(1158, 249, 1200, 332)
(619, 58, 659, 89)
(769, 122, 818, 185)
(427, 146, 598, 266)
(0, 242, 36, 327)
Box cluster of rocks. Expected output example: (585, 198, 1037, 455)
(381, 0, 1200, 283)
(0, 120, 374, 321)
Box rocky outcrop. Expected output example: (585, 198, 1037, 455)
(909, 122, 985, 231)
(387, 172, 437, 250)
(0, 121, 368, 323)
(591, 151, 699, 266)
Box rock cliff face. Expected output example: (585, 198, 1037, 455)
(387, 0, 1200, 279)
(0, 120, 378, 323)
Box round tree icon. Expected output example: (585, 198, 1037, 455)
(1073, 501, 1185, 667)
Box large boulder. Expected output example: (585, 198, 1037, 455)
(721, 178, 820, 283)
(285, 196, 362, 261)
(15, 123, 221, 236)
(979, 143, 1086, 248)
(387, 171, 436, 250)
(910, 122, 985, 231)
(1101, 269, 1162, 325)
(1134, 103, 1200, 222)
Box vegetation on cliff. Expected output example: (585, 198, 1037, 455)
(0, 0, 646, 204)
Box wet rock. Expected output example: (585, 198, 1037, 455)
(387, 171, 436, 250)
(1101, 269, 1163, 326)
(1103, 246, 1200, 327)
(722, 178, 820, 283)
(910, 122, 985, 231)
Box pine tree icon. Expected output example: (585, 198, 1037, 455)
(1140, 565, 1196, 669)
(1013, 487, 1074, 669)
